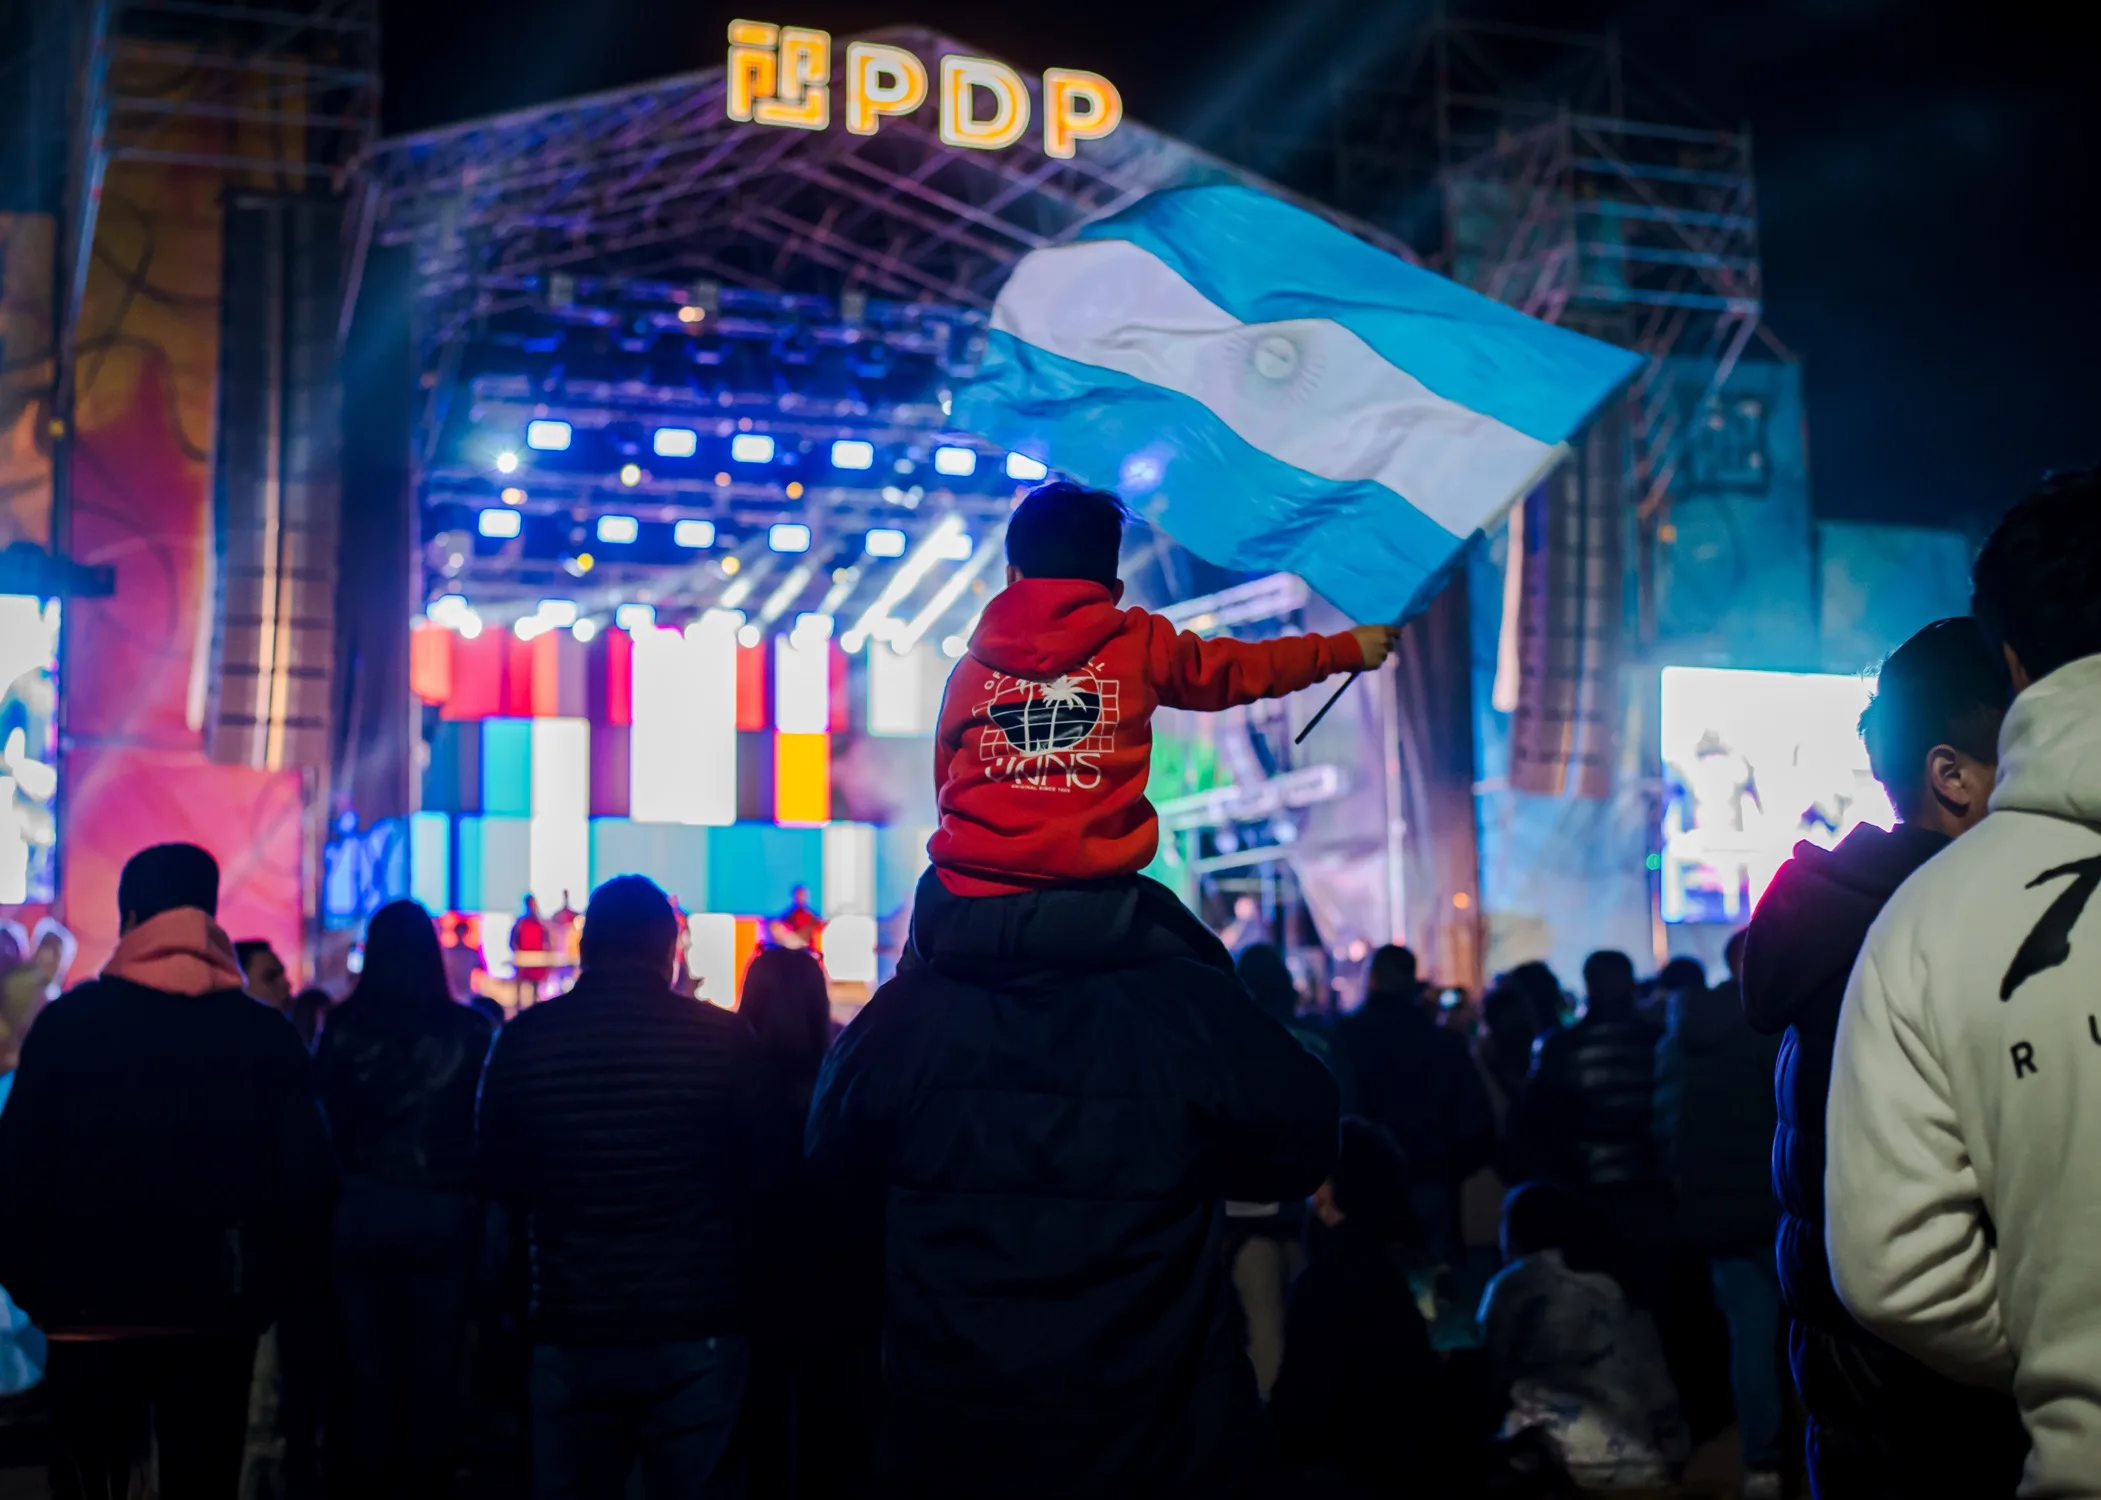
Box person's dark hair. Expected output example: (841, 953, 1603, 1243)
(1581, 950, 1637, 1017)
(1235, 942, 1301, 1025)
(234, 939, 276, 974)
(353, 901, 451, 1011)
(1723, 929, 1748, 979)
(1501, 1182, 1639, 1295)
(1503, 960, 1565, 1034)
(1366, 944, 1419, 1003)
(580, 875, 680, 972)
(739, 946, 832, 1087)
(1005, 481, 1125, 588)
(1858, 616, 2009, 819)
(1478, 984, 1537, 1073)
(1657, 957, 1705, 995)
(117, 843, 219, 924)
(1971, 468, 2101, 685)
(290, 987, 333, 1047)
(1331, 1117, 1418, 1244)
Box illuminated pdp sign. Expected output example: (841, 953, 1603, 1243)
(727, 21, 1123, 158)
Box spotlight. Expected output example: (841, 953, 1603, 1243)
(730, 433, 776, 464)
(1005, 452, 1049, 481)
(525, 420, 572, 451)
(677, 304, 705, 324)
(513, 616, 549, 641)
(500, 486, 527, 505)
(495, 452, 519, 475)
(786, 481, 804, 500)
(769, 523, 812, 554)
(597, 515, 639, 544)
(429, 594, 472, 627)
(615, 603, 657, 631)
(794, 612, 834, 641)
(736, 623, 763, 648)
(721, 556, 742, 576)
(537, 599, 579, 627)
(935, 530, 973, 562)
(714, 472, 731, 487)
(941, 635, 968, 658)
(571, 618, 599, 643)
(455, 614, 483, 640)
(933, 446, 977, 477)
(618, 463, 642, 487)
(478, 509, 522, 539)
(653, 427, 698, 458)
(831, 439, 875, 470)
(673, 519, 716, 549)
(865, 528, 907, 558)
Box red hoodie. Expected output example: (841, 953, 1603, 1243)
(929, 578, 1364, 895)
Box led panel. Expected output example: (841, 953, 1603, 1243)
(630, 619, 737, 826)
(774, 733, 831, 826)
(822, 822, 877, 916)
(868, 641, 944, 736)
(684, 912, 737, 1009)
(823, 913, 878, 983)
(773, 632, 830, 734)
(529, 717, 590, 910)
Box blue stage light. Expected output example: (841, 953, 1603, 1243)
(769, 522, 812, 554)
(673, 519, 716, 549)
(615, 603, 657, 631)
(525, 419, 573, 451)
(731, 433, 776, 464)
(478, 508, 523, 539)
(653, 427, 699, 458)
(831, 439, 875, 470)
(597, 515, 639, 544)
(864, 528, 907, 558)
(1005, 452, 1049, 481)
(933, 445, 977, 477)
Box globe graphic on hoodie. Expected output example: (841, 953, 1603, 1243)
(986, 671, 1107, 756)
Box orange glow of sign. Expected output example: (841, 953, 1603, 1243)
(845, 41, 927, 136)
(1043, 68, 1122, 159)
(726, 19, 779, 122)
(939, 55, 1029, 151)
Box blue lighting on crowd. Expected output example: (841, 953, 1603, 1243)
(478, 508, 523, 539)
(525, 419, 573, 451)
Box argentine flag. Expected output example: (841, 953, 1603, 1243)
(954, 185, 1645, 624)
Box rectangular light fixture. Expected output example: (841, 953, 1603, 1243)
(769, 522, 812, 553)
(478, 508, 522, 539)
(529, 717, 590, 909)
(730, 433, 776, 464)
(525, 419, 573, 451)
(652, 427, 699, 458)
(614, 602, 657, 631)
(864, 527, 907, 558)
(630, 614, 737, 827)
(773, 733, 831, 826)
(831, 439, 875, 470)
(536, 599, 579, 627)
(596, 514, 639, 544)
(673, 519, 716, 549)
(774, 631, 830, 735)
(933, 445, 977, 477)
(1005, 452, 1049, 481)
(934, 530, 973, 561)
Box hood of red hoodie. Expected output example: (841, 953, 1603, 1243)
(101, 907, 249, 997)
(969, 578, 1128, 681)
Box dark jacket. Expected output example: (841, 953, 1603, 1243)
(804, 875, 1339, 1500)
(316, 990, 493, 1192)
(1336, 996, 1492, 1194)
(1654, 978, 1779, 1252)
(1744, 824, 2026, 1496)
(1269, 1228, 1464, 1497)
(476, 965, 762, 1346)
(1515, 1010, 1664, 1191)
(0, 975, 336, 1334)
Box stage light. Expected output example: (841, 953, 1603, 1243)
(478, 508, 522, 539)
(653, 427, 698, 458)
(795, 611, 834, 640)
(501, 486, 527, 505)
(619, 463, 642, 487)
(572, 618, 599, 643)
(736, 623, 762, 649)
(673, 519, 716, 549)
(847, 513, 964, 653)
(839, 630, 867, 654)
(786, 481, 804, 499)
(896, 523, 1004, 652)
(933, 445, 976, 477)
(615, 603, 657, 631)
(495, 452, 519, 475)
(720, 555, 741, 576)
(769, 523, 812, 553)
(514, 616, 550, 641)
(864, 528, 907, 558)
(525, 420, 572, 451)
(537, 599, 579, 627)
(935, 530, 973, 561)
(831, 439, 876, 470)
(731, 433, 776, 464)
(941, 635, 967, 658)
(1005, 452, 1048, 481)
(678, 304, 705, 324)
(456, 614, 483, 640)
(597, 514, 639, 544)
(430, 594, 472, 626)
(715, 471, 731, 487)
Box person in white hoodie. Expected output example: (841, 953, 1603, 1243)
(1827, 467, 2101, 1498)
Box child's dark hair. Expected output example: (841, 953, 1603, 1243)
(1858, 616, 2008, 819)
(1970, 467, 2101, 685)
(1005, 482, 1125, 588)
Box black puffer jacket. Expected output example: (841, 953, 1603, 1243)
(1654, 978, 1778, 1252)
(1516, 1009, 1664, 1190)
(316, 990, 493, 1191)
(1745, 824, 2026, 1496)
(804, 875, 1339, 1500)
(476, 965, 762, 1345)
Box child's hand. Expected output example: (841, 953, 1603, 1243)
(1350, 624, 1399, 669)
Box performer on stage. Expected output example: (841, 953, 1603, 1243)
(767, 884, 822, 951)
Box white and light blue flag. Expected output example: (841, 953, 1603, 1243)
(954, 185, 1645, 623)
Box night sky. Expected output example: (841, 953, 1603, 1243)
(383, 0, 2096, 533)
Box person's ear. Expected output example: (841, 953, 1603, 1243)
(1110, 579, 1126, 604)
(1005, 564, 1022, 586)
(2003, 642, 2033, 693)
(1925, 745, 1993, 828)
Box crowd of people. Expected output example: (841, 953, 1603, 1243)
(0, 468, 2092, 1500)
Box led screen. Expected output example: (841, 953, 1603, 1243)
(0, 595, 59, 905)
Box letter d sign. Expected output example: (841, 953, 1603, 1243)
(939, 55, 1030, 151)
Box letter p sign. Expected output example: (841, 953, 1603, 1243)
(1043, 69, 1122, 159)
(846, 42, 929, 136)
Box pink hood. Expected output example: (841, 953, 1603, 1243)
(101, 908, 248, 996)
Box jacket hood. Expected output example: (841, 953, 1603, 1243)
(101, 908, 249, 997)
(969, 578, 1127, 680)
(1991, 652, 2101, 826)
(1741, 822, 1947, 1032)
